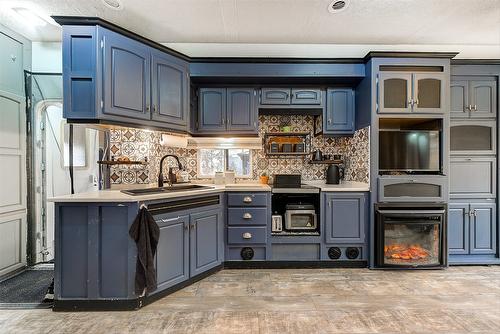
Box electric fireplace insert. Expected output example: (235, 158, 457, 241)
(375, 203, 447, 269)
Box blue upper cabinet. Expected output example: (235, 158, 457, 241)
(101, 28, 151, 120)
(151, 50, 189, 126)
(324, 88, 355, 135)
(291, 88, 322, 105)
(260, 88, 291, 105)
(196, 87, 258, 135)
(227, 88, 257, 132)
(62, 25, 189, 132)
(197, 88, 227, 133)
(259, 87, 323, 106)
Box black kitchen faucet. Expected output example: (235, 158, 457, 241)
(158, 154, 183, 187)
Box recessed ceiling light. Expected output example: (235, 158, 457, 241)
(328, 0, 350, 13)
(102, 0, 123, 10)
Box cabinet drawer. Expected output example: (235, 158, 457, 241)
(291, 88, 322, 105)
(227, 226, 267, 244)
(450, 157, 496, 198)
(378, 176, 446, 202)
(227, 208, 268, 226)
(227, 247, 267, 261)
(260, 88, 291, 105)
(227, 193, 268, 207)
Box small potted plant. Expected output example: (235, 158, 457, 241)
(259, 172, 269, 185)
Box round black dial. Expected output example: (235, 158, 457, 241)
(240, 247, 254, 260)
(346, 247, 360, 259)
(328, 247, 342, 260)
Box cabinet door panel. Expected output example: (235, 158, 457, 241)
(102, 30, 150, 119)
(448, 203, 469, 255)
(151, 53, 188, 126)
(190, 209, 223, 276)
(450, 80, 469, 118)
(325, 193, 366, 244)
(324, 88, 355, 134)
(197, 88, 226, 132)
(413, 73, 445, 113)
(450, 120, 496, 155)
(450, 157, 496, 198)
(227, 88, 257, 132)
(378, 72, 412, 113)
(291, 89, 322, 105)
(470, 203, 496, 254)
(156, 215, 189, 290)
(470, 80, 496, 118)
(260, 88, 291, 105)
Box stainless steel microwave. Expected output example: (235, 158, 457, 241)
(284, 204, 317, 231)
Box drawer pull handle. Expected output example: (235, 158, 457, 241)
(242, 232, 252, 239)
(243, 196, 252, 203)
(243, 213, 252, 219)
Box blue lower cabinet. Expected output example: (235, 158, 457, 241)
(324, 88, 355, 135)
(470, 203, 496, 255)
(189, 208, 224, 276)
(156, 215, 190, 291)
(227, 226, 267, 244)
(448, 203, 469, 255)
(227, 207, 267, 225)
(324, 192, 367, 244)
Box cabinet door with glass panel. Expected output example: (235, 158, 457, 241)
(450, 120, 496, 155)
(378, 71, 445, 114)
(450, 76, 497, 119)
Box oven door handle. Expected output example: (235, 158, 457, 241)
(377, 210, 445, 215)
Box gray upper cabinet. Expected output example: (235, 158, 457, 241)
(413, 73, 445, 113)
(291, 88, 322, 105)
(470, 80, 497, 118)
(450, 76, 497, 119)
(448, 203, 470, 255)
(470, 203, 496, 255)
(156, 215, 189, 291)
(196, 87, 258, 134)
(378, 72, 412, 113)
(227, 88, 257, 132)
(189, 208, 223, 276)
(260, 88, 291, 105)
(324, 192, 366, 244)
(378, 71, 445, 114)
(450, 79, 469, 118)
(197, 88, 226, 133)
(102, 28, 151, 120)
(151, 51, 189, 126)
(324, 88, 355, 135)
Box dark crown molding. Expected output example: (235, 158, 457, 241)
(364, 51, 459, 62)
(451, 59, 500, 65)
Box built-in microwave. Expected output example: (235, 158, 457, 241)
(284, 204, 317, 231)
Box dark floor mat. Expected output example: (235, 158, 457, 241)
(0, 269, 53, 309)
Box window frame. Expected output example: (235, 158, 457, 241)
(197, 148, 253, 179)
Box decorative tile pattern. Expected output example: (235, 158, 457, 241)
(109, 115, 369, 185)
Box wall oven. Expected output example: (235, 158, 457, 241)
(284, 204, 317, 231)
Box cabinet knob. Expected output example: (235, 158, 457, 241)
(327, 119, 332, 124)
(243, 196, 252, 203)
(146, 105, 150, 112)
(190, 223, 196, 230)
(473, 105, 478, 111)
(222, 118, 225, 125)
(242, 232, 252, 239)
(243, 213, 252, 219)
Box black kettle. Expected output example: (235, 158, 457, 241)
(326, 164, 344, 184)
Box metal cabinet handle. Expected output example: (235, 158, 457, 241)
(473, 105, 478, 111)
(227, 118, 230, 125)
(414, 99, 419, 106)
(468, 104, 472, 111)
(242, 232, 252, 239)
(222, 118, 225, 125)
(153, 104, 157, 113)
(146, 105, 150, 112)
(473, 209, 477, 217)
(327, 119, 332, 124)
(190, 223, 196, 230)
(243, 213, 252, 219)
(408, 99, 413, 107)
(243, 196, 252, 203)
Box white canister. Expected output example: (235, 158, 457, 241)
(225, 170, 235, 184)
(214, 172, 225, 185)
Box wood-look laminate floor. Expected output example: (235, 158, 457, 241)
(1, 266, 500, 333)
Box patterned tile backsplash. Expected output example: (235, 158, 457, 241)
(109, 115, 370, 185)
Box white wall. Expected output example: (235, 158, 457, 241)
(32, 42, 61, 73)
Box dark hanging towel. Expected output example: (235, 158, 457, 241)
(129, 207, 160, 296)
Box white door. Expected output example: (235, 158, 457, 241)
(0, 32, 27, 277)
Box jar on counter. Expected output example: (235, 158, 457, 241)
(225, 170, 235, 184)
(214, 172, 225, 185)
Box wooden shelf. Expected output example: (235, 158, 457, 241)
(309, 159, 344, 164)
(264, 132, 310, 156)
(97, 160, 148, 166)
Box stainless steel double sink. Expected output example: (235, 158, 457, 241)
(121, 184, 213, 196)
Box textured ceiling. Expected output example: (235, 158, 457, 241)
(1, 0, 499, 58)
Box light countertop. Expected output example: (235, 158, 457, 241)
(303, 180, 370, 192)
(48, 183, 271, 203)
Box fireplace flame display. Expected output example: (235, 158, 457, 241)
(384, 244, 430, 261)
